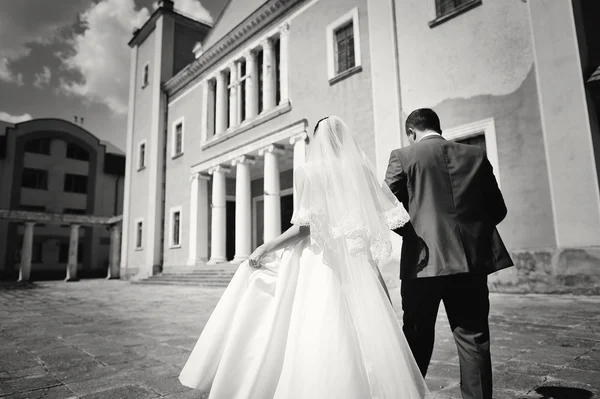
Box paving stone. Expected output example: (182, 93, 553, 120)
(0, 375, 62, 396)
(79, 384, 159, 399)
(495, 359, 562, 377)
(0, 385, 78, 399)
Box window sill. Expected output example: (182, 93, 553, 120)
(137, 166, 146, 172)
(169, 244, 182, 249)
(329, 65, 362, 85)
(428, 0, 482, 28)
(141, 83, 149, 90)
(171, 152, 184, 160)
(135, 247, 143, 251)
(201, 100, 292, 150)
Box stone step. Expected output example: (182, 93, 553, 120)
(132, 279, 226, 287)
(133, 268, 236, 287)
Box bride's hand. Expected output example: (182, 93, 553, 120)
(248, 245, 268, 269)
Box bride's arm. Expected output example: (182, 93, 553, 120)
(248, 225, 310, 266)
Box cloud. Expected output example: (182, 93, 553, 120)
(174, 0, 214, 23)
(33, 66, 52, 89)
(0, 0, 90, 85)
(58, 0, 150, 114)
(0, 111, 33, 124)
(0, 58, 24, 86)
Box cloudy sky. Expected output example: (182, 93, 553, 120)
(0, 0, 226, 151)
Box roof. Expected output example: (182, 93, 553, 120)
(587, 65, 600, 84)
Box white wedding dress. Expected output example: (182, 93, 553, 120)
(179, 117, 430, 399)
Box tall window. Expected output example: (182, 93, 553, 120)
(136, 220, 143, 249)
(226, 70, 231, 129)
(58, 242, 83, 263)
(326, 8, 362, 82)
(171, 209, 181, 247)
(143, 63, 149, 87)
(64, 173, 88, 194)
(32, 241, 43, 263)
(435, 0, 477, 18)
(334, 22, 355, 74)
(21, 168, 48, 190)
(274, 38, 281, 105)
(138, 141, 146, 170)
(173, 120, 184, 157)
(24, 138, 51, 155)
(66, 142, 89, 161)
(257, 48, 264, 113)
(240, 60, 247, 122)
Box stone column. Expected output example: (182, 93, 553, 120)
(107, 224, 121, 279)
(259, 144, 284, 241)
(208, 165, 230, 264)
(245, 50, 258, 119)
(228, 62, 239, 129)
(200, 79, 210, 144)
(231, 155, 255, 263)
(289, 133, 308, 207)
(262, 38, 276, 111)
(187, 172, 210, 266)
(18, 222, 35, 282)
(279, 23, 290, 105)
(65, 224, 80, 282)
(215, 71, 228, 135)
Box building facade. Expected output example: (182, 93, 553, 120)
(0, 118, 125, 280)
(123, 0, 600, 293)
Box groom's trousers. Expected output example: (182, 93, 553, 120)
(401, 273, 492, 399)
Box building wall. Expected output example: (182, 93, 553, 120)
(163, 0, 375, 267)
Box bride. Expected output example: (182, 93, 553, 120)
(179, 116, 430, 398)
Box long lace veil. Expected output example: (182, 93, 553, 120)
(290, 116, 430, 398)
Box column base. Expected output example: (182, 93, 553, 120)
(207, 257, 228, 265)
(187, 257, 209, 267)
(230, 255, 249, 264)
(106, 273, 120, 280)
(64, 276, 79, 282)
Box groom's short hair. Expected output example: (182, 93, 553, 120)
(405, 108, 442, 135)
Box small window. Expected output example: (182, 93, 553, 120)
(172, 120, 184, 157)
(326, 8, 362, 83)
(21, 168, 48, 190)
(24, 138, 51, 155)
(138, 141, 146, 170)
(32, 241, 43, 263)
(334, 23, 355, 74)
(19, 204, 46, 212)
(64, 173, 88, 194)
(430, 0, 482, 27)
(64, 208, 86, 215)
(170, 208, 182, 248)
(456, 134, 486, 152)
(142, 63, 149, 87)
(66, 142, 90, 161)
(136, 220, 143, 249)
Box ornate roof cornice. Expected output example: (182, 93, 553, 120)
(164, 0, 306, 97)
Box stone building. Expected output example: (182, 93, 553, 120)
(0, 118, 125, 280)
(122, 0, 600, 292)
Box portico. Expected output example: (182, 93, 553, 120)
(188, 121, 307, 265)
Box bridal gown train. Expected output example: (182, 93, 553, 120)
(179, 236, 430, 399)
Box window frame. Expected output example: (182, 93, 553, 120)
(66, 142, 90, 161)
(326, 7, 362, 84)
(142, 62, 150, 88)
(24, 138, 52, 155)
(63, 173, 88, 194)
(169, 206, 183, 249)
(429, 0, 482, 28)
(171, 117, 185, 158)
(135, 218, 144, 250)
(443, 117, 501, 187)
(21, 168, 49, 190)
(137, 139, 147, 171)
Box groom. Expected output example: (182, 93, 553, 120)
(385, 108, 513, 399)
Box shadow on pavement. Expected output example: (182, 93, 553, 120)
(534, 386, 594, 399)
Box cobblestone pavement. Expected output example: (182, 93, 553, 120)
(0, 280, 599, 399)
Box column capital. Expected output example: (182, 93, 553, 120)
(259, 143, 286, 156)
(24, 221, 36, 228)
(261, 37, 273, 49)
(280, 22, 290, 37)
(231, 155, 256, 166)
(70, 224, 81, 229)
(243, 49, 255, 61)
(289, 132, 308, 145)
(190, 171, 211, 182)
(208, 165, 231, 175)
(216, 70, 226, 82)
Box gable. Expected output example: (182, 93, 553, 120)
(201, 0, 267, 50)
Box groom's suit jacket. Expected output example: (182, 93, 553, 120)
(385, 135, 513, 279)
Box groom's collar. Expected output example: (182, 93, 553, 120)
(418, 132, 443, 143)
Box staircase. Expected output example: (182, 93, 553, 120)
(132, 265, 237, 287)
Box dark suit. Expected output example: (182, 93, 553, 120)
(385, 135, 513, 399)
